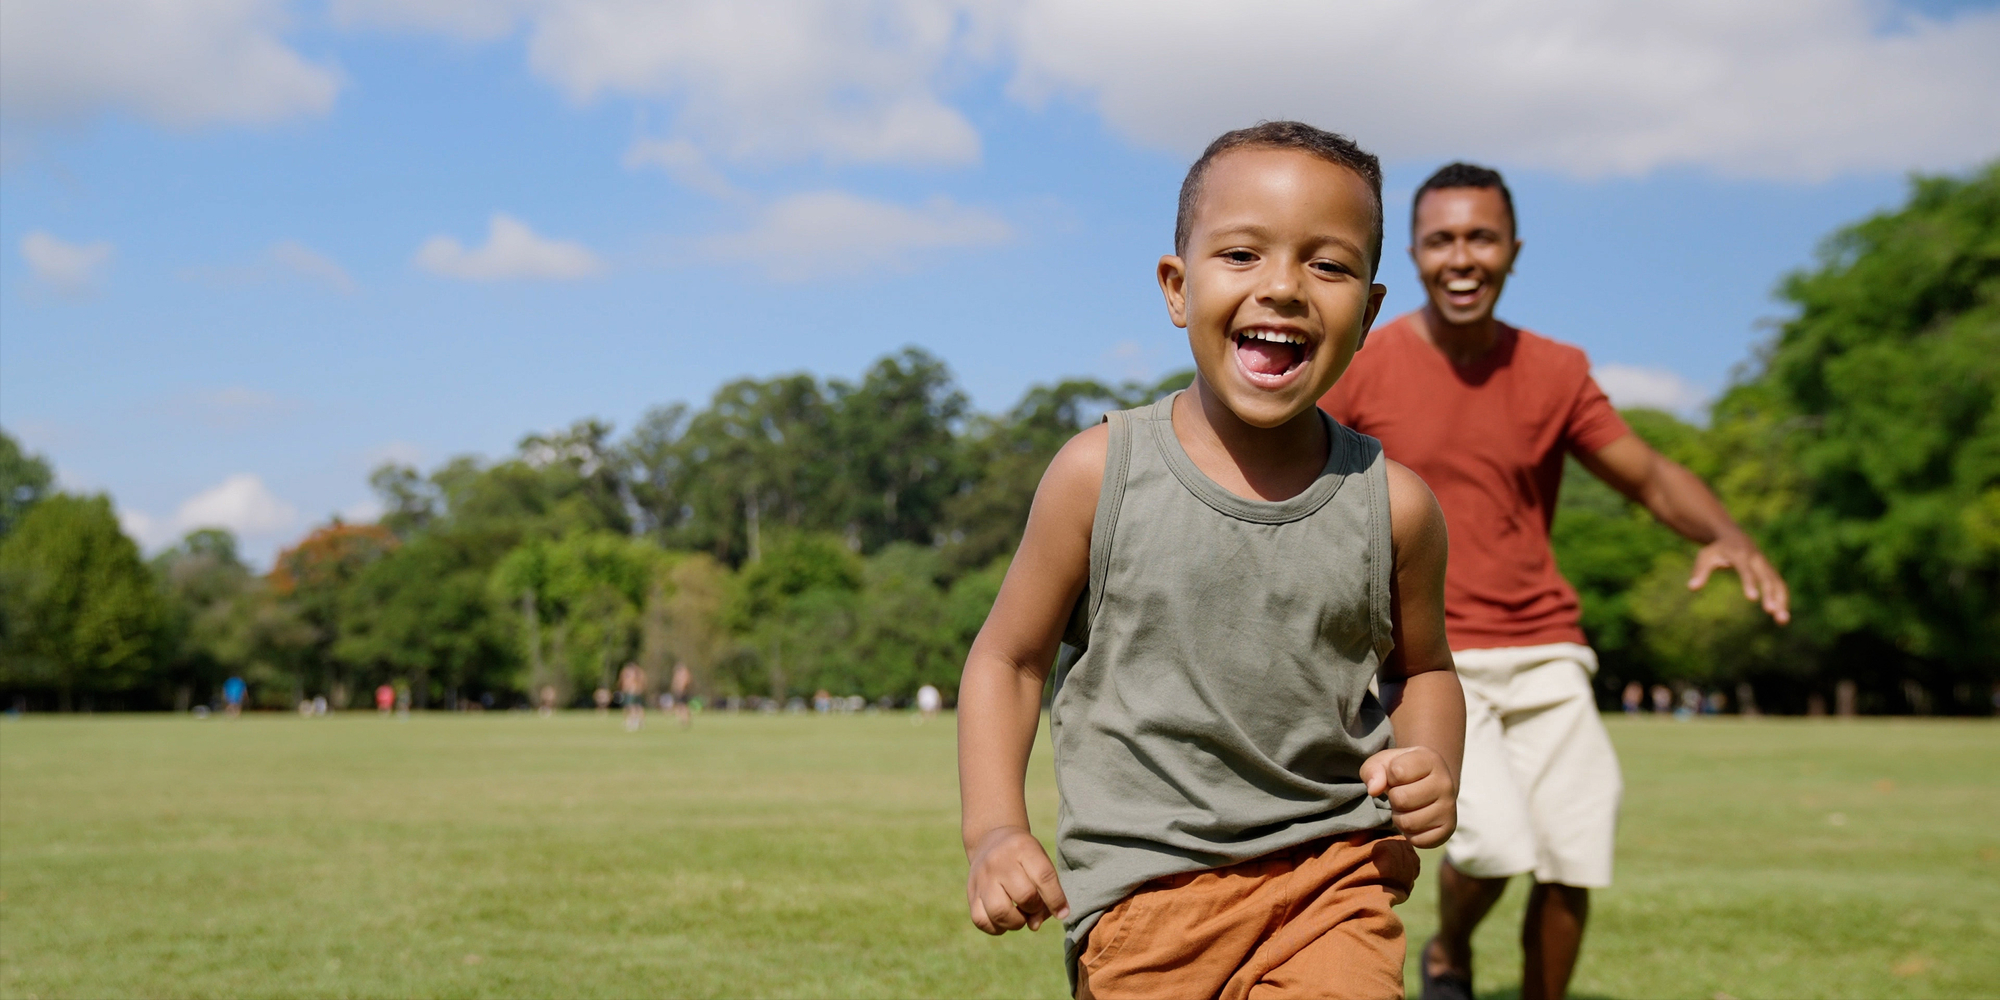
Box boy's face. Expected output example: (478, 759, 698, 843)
(1410, 186, 1520, 328)
(1159, 148, 1386, 429)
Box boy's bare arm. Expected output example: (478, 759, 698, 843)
(957, 424, 1105, 934)
(1361, 460, 1465, 848)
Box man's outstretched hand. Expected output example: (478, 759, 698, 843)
(1689, 534, 1791, 625)
(1361, 746, 1456, 849)
(965, 826, 1070, 935)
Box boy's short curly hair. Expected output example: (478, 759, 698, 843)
(1412, 162, 1516, 238)
(1174, 121, 1384, 278)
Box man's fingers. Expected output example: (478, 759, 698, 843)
(1686, 550, 1718, 591)
(1755, 558, 1792, 623)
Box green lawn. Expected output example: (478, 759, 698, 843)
(0, 713, 1993, 999)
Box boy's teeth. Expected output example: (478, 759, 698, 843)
(1445, 278, 1480, 293)
(1240, 330, 1304, 344)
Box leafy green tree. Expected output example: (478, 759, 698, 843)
(1741, 162, 1999, 708)
(0, 430, 54, 539)
(0, 494, 163, 709)
(270, 522, 399, 704)
(337, 532, 517, 708)
(727, 532, 863, 699)
(825, 348, 969, 551)
(491, 532, 663, 703)
(153, 529, 256, 709)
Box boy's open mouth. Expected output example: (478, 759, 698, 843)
(1233, 328, 1310, 385)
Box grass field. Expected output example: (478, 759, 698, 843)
(1, 712, 1994, 999)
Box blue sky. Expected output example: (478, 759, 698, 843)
(3, 0, 1997, 564)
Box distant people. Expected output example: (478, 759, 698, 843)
(376, 684, 395, 715)
(223, 676, 246, 718)
(593, 687, 612, 716)
(1677, 687, 1702, 721)
(618, 662, 646, 732)
(538, 685, 558, 717)
(1651, 684, 1673, 715)
(916, 684, 942, 723)
(959, 123, 1462, 998)
(312, 695, 328, 716)
(1321, 161, 1790, 1000)
(813, 689, 832, 714)
(1621, 682, 1643, 716)
(670, 662, 693, 729)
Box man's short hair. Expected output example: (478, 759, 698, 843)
(1412, 162, 1516, 238)
(1175, 121, 1384, 279)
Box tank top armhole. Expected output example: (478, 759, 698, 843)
(1364, 433, 1395, 664)
(1060, 409, 1133, 650)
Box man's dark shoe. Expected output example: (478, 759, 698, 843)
(1418, 937, 1474, 1000)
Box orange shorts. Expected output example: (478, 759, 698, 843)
(1076, 832, 1419, 1000)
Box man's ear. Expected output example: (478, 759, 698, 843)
(1158, 255, 1190, 328)
(1508, 238, 1524, 275)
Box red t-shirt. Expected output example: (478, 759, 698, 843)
(1320, 314, 1631, 650)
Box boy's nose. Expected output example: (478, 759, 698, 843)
(1257, 264, 1302, 304)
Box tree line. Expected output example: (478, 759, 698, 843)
(2, 164, 1993, 714)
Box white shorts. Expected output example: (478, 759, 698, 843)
(1443, 643, 1621, 888)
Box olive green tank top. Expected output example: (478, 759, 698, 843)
(1052, 392, 1396, 978)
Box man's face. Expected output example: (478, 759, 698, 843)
(1159, 147, 1386, 429)
(1410, 186, 1520, 327)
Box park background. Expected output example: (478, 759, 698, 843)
(2, 2, 1997, 997)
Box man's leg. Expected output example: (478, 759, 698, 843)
(1502, 647, 1619, 1000)
(1424, 860, 1507, 980)
(1521, 882, 1588, 1000)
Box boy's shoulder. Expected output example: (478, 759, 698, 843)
(1031, 421, 1111, 540)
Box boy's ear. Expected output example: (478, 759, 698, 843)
(1357, 282, 1388, 350)
(1157, 255, 1190, 329)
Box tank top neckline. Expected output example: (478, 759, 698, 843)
(1143, 392, 1354, 525)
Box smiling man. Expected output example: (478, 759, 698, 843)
(1321, 163, 1791, 1000)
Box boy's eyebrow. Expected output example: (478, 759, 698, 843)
(1209, 224, 1369, 260)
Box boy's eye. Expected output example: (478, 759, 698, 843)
(1223, 250, 1257, 264)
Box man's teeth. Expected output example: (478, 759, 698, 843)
(1445, 278, 1481, 293)
(1239, 330, 1305, 345)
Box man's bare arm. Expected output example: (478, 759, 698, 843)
(1362, 461, 1464, 848)
(1577, 433, 1790, 624)
(956, 424, 1104, 933)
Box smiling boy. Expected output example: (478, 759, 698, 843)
(957, 122, 1466, 999)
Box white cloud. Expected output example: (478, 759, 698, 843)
(270, 240, 357, 293)
(996, 0, 2000, 179)
(700, 192, 1010, 277)
(1593, 363, 1709, 414)
(340, 0, 982, 167)
(19, 231, 113, 293)
(415, 213, 603, 281)
(334, 0, 1997, 179)
(0, 0, 340, 129)
(623, 137, 744, 200)
(120, 473, 299, 550)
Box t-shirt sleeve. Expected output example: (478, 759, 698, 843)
(1565, 373, 1632, 456)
